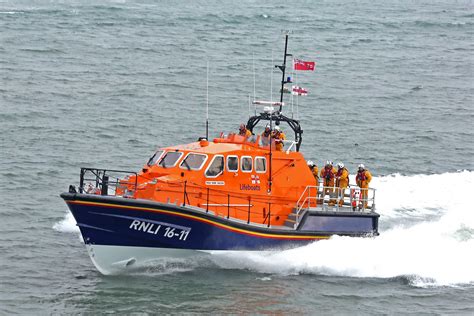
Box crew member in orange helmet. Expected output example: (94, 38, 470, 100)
(356, 164, 372, 208)
(320, 161, 337, 205)
(335, 162, 349, 206)
(272, 126, 286, 151)
(239, 123, 252, 137)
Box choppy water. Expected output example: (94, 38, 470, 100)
(1, 0, 473, 314)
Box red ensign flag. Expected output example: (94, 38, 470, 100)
(293, 59, 316, 71)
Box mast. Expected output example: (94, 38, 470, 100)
(271, 33, 289, 193)
(277, 33, 290, 113)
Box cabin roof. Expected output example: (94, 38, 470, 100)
(164, 140, 264, 155)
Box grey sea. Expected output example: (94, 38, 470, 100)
(1, 0, 473, 314)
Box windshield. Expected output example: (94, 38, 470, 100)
(147, 150, 164, 166)
(159, 151, 183, 168)
(205, 156, 224, 177)
(180, 153, 207, 170)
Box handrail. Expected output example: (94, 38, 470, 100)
(79, 167, 138, 197)
(294, 184, 376, 229)
(284, 140, 297, 153)
(179, 181, 278, 227)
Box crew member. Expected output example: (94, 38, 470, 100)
(335, 162, 349, 206)
(356, 164, 372, 208)
(272, 126, 286, 151)
(307, 160, 319, 186)
(307, 160, 319, 207)
(320, 161, 337, 205)
(239, 123, 252, 137)
(261, 124, 271, 146)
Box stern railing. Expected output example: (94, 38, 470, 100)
(294, 184, 376, 228)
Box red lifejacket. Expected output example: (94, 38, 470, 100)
(322, 167, 335, 180)
(336, 168, 347, 178)
(356, 170, 367, 182)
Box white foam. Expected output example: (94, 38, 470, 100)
(210, 171, 474, 287)
(53, 211, 80, 234)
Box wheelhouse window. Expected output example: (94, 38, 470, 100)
(147, 150, 164, 166)
(255, 157, 267, 173)
(180, 153, 207, 171)
(158, 151, 183, 168)
(241, 156, 252, 172)
(227, 156, 238, 172)
(205, 155, 224, 178)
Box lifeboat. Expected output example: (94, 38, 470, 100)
(61, 35, 379, 275)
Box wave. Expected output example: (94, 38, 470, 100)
(209, 171, 474, 287)
(53, 211, 79, 233)
(54, 171, 474, 286)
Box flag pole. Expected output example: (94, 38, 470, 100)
(296, 71, 299, 120)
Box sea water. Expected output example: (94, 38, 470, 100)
(1, 0, 473, 314)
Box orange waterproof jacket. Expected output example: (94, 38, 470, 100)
(336, 167, 349, 188)
(356, 170, 372, 188)
(311, 166, 319, 185)
(320, 166, 337, 186)
(239, 129, 252, 137)
(274, 132, 286, 151)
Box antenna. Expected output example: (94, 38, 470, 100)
(248, 94, 251, 119)
(291, 57, 295, 118)
(253, 52, 256, 101)
(206, 60, 209, 139)
(270, 49, 273, 102)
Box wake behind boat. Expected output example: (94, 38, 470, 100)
(61, 34, 379, 275)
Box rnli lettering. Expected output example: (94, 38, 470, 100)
(129, 220, 161, 234)
(240, 184, 261, 191)
(129, 219, 191, 241)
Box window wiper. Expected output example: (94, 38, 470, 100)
(183, 160, 191, 171)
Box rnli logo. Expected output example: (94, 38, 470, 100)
(251, 175, 260, 184)
(240, 175, 261, 191)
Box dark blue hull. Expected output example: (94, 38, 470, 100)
(61, 193, 378, 251)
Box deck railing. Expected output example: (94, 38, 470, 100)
(182, 182, 275, 227)
(76, 170, 277, 228)
(294, 184, 376, 228)
(78, 168, 138, 197)
(74, 169, 374, 230)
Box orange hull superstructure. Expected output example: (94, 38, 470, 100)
(122, 134, 316, 226)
